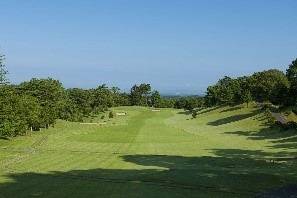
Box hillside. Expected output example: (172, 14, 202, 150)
(0, 105, 296, 197)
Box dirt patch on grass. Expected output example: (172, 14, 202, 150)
(80, 123, 106, 125)
(152, 109, 160, 112)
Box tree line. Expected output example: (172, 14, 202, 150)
(204, 59, 297, 109)
(204, 58, 297, 130)
(0, 78, 144, 137)
(1, 52, 296, 137)
(0, 53, 203, 137)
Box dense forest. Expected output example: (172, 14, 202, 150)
(0, 53, 297, 137)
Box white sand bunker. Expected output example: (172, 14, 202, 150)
(116, 112, 126, 116)
(80, 122, 106, 125)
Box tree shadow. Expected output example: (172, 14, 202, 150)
(224, 128, 297, 158)
(208, 109, 261, 126)
(224, 127, 297, 141)
(267, 133, 297, 155)
(251, 113, 268, 123)
(177, 110, 192, 115)
(271, 136, 297, 144)
(220, 106, 242, 113)
(1, 150, 296, 197)
(210, 148, 296, 161)
(0, 136, 10, 140)
(196, 105, 224, 115)
(177, 105, 226, 116)
(267, 142, 297, 150)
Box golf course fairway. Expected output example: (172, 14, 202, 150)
(0, 105, 296, 197)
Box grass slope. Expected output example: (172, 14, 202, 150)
(0, 105, 296, 197)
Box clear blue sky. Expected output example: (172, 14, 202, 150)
(1, 0, 296, 94)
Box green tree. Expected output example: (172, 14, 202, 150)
(241, 90, 252, 108)
(159, 98, 175, 108)
(20, 78, 65, 128)
(0, 86, 27, 137)
(92, 84, 114, 108)
(130, 83, 151, 106)
(269, 83, 289, 106)
(139, 83, 151, 106)
(217, 76, 238, 105)
(204, 85, 220, 107)
(184, 97, 197, 112)
(174, 97, 202, 111)
(286, 58, 297, 85)
(0, 54, 9, 86)
(151, 90, 161, 107)
(205, 76, 237, 106)
(174, 97, 187, 109)
(118, 93, 131, 106)
(130, 84, 141, 105)
(20, 95, 41, 131)
(286, 58, 297, 105)
(251, 69, 289, 103)
(110, 86, 121, 106)
(0, 57, 27, 137)
(67, 88, 92, 117)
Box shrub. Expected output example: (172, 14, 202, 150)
(192, 111, 197, 118)
(101, 115, 105, 119)
(264, 109, 275, 123)
(109, 111, 114, 119)
(274, 121, 282, 126)
(274, 121, 297, 131)
(261, 102, 273, 110)
(287, 121, 297, 130)
(284, 110, 291, 116)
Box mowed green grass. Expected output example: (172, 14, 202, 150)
(0, 105, 296, 197)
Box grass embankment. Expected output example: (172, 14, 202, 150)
(282, 109, 297, 122)
(0, 105, 296, 197)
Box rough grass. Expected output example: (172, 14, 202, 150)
(0, 105, 296, 197)
(280, 106, 297, 122)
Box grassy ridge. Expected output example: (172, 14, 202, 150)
(0, 104, 296, 197)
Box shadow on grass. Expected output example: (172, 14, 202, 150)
(220, 106, 242, 113)
(177, 110, 192, 115)
(177, 107, 204, 115)
(1, 150, 297, 197)
(175, 105, 223, 116)
(271, 136, 297, 143)
(210, 148, 296, 161)
(0, 136, 10, 140)
(251, 113, 268, 124)
(208, 109, 262, 126)
(197, 105, 224, 115)
(268, 143, 297, 150)
(177, 105, 229, 116)
(177, 105, 224, 116)
(224, 127, 297, 157)
(224, 126, 297, 140)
